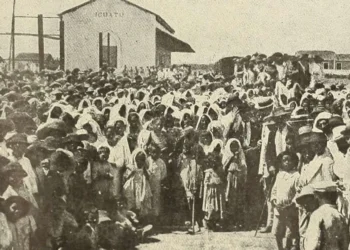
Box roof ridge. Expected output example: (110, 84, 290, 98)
(58, 0, 175, 34)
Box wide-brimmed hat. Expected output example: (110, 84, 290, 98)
(295, 186, 315, 204)
(1, 162, 27, 177)
(50, 150, 75, 172)
(263, 106, 291, 122)
(299, 132, 327, 146)
(328, 116, 345, 131)
(341, 123, 350, 137)
(62, 133, 87, 147)
(36, 120, 68, 140)
(254, 97, 274, 110)
(8, 112, 37, 132)
(27, 136, 62, 152)
(311, 181, 338, 193)
(6, 133, 28, 146)
(0, 119, 14, 133)
(332, 125, 346, 142)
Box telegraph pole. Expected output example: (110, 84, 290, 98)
(99, 32, 103, 68)
(10, 0, 16, 70)
(107, 32, 110, 66)
(38, 14, 44, 71)
(59, 17, 65, 70)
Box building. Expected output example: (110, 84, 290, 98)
(295, 50, 350, 73)
(58, 0, 195, 71)
(14, 53, 56, 72)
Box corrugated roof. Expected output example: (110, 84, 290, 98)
(337, 54, 350, 61)
(15, 53, 52, 61)
(59, 0, 175, 34)
(295, 50, 336, 60)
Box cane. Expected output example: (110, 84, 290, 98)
(191, 145, 199, 235)
(254, 176, 274, 237)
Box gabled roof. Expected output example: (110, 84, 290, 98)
(59, 0, 175, 34)
(337, 54, 350, 61)
(15, 53, 53, 62)
(295, 50, 336, 61)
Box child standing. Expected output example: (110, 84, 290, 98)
(123, 149, 153, 219)
(222, 139, 247, 230)
(91, 146, 114, 210)
(146, 143, 167, 221)
(178, 138, 204, 232)
(270, 151, 300, 250)
(202, 153, 225, 231)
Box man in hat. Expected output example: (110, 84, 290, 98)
(295, 185, 319, 250)
(0, 119, 14, 157)
(2, 196, 37, 250)
(6, 134, 39, 201)
(1, 162, 38, 208)
(304, 181, 349, 250)
(299, 132, 336, 188)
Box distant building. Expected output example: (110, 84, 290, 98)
(59, 0, 195, 70)
(15, 53, 55, 72)
(295, 50, 350, 71)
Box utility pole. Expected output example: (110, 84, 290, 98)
(38, 14, 44, 71)
(99, 32, 103, 68)
(107, 32, 110, 66)
(59, 17, 65, 70)
(10, 0, 16, 70)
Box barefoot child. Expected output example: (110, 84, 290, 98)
(270, 151, 300, 250)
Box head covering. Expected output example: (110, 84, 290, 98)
(311, 181, 338, 193)
(332, 125, 346, 142)
(312, 112, 332, 133)
(207, 139, 223, 154)
(295, 185, 315, 204)
(222, 138, 246, 170)
(6, 133, 28, 146)
(128, 148, 147, 171)
(180, 109, 194, 129)
(1, 162, 27, 177)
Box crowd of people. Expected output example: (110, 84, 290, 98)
(0, 51, 349, 250)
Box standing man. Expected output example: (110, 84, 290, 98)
(304, 181, 349, 250)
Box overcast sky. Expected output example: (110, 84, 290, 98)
(0, 0, 350, 64)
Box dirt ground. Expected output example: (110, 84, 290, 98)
(137, 230, 277, 250)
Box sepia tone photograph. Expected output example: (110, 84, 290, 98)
(0, 0, 350, 249)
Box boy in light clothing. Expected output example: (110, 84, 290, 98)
(270, 151, 300, 250)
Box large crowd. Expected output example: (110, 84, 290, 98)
(0, 52, 349, 250)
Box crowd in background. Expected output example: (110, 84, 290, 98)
(0, 51, 349, 250)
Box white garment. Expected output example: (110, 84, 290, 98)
(271, 171, 300, 208)
(299, 153, 335, 187)
(0, 141, 9, 157)
(275, 126, 288, 156)
(13, 157, 39, 195)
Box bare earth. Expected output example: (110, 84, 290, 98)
(138, 230, 277, 250)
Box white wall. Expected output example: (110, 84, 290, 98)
(63, 0, 157, 70)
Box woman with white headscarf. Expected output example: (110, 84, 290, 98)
(76, 115, 107, 149)
(222, 138, 247, 229)
(123, 149, 152, 217)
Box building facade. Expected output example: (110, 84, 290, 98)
(59, 0, 194, 71)
(296, 50, 350, 74)
(14, 53, 56, 72)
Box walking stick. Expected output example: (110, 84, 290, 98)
(192, 193, 196, 234)
(254, 176, 275, 237)
(190, 144, 199, 235)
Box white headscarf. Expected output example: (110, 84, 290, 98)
(312, 111, 332, 133)
(207, 139, 224, 154)
(222, 138, 247, 171)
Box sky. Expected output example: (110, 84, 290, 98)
(0, 0, 350, 64)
